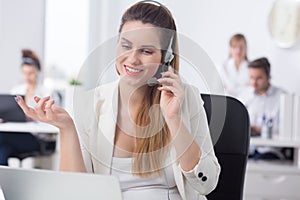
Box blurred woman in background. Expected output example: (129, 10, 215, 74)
(0, 49, 57, 166)
(219, 33, 249, 97)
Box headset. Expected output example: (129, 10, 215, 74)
(147, 35, 174, 86)
(138, 0, 175, 87)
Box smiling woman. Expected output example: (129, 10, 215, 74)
(15, 2, 221, 200)
(116, 21, 162, 86)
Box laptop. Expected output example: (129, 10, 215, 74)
(0, 166, 122, 200)
(0, 94, 26, 122)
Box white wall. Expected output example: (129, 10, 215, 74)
(0, 0, 45, 93)
(188, 0, 300, 95)
(89, 0, 300, 94)
(1, 0, 299, 94)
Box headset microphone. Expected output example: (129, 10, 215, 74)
(147, 35, 174, 86)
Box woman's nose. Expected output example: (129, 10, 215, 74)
(127, 49, 140, 64)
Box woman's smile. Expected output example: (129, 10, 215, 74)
(124, 65, 144, 76)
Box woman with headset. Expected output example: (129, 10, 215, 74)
(0, 49, 58, 166)
(16, 2, 220, 199)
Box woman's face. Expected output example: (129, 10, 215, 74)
(22, 64, 38, 86)
(230, 40, 247, 61)
(116, 21, 162, 87)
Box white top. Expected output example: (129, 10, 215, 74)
(10, 84, 60, 107)
(111, 157, 182, 200)
(238, 85, 286, 157)
(238, 85, 285, 132)
(218, 58, 249, 97)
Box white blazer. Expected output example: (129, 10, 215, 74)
(218, 58, 249, 97)
(75, 81, 220, 200)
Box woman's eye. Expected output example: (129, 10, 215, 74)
(122, 44, 131, 50)
(140, 49, 153, 55)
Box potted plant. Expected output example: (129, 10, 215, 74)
(65, 78, 83, 116)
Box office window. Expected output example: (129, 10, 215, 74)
(44, 0, 89, 89)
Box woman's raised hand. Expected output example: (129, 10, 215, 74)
(157, 66, 184, 121)
(15, 95, 74, 130)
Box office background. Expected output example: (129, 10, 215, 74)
(1, 0, 300, 199)
(0, 0, 299, 95)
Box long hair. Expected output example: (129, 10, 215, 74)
(119, 1, 179, 177)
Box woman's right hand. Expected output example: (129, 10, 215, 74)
(15, 95, 74, 130)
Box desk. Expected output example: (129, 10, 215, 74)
(0, 122, 59, 134)
(244, 137, 300, 199)
(0, 122, 59, 169)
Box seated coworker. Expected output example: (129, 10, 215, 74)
(16, 2, 221, 200)
(0, 49, 57, 166)
(239, 57, 287, 159)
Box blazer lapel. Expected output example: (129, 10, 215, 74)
(93, 81, 119, 174)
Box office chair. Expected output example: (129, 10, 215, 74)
(9, 133, 56, 168)
(201, 94, 250, 200)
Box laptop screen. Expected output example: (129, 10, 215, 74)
(0, 166, 122, 200)
(0, 94, 26, 122)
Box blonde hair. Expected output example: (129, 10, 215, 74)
(229, 33, 248, 61)
(133, 88, 170, 177)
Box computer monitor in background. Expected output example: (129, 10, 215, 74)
(0, 94, 26, 122)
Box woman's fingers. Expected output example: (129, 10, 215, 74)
(16, 95, 65, 128)
(34, 96, 41, 103)
(157, 86, 173, 94)
(161, 71, 178, 80)
(157, 66, 183, 96)
(160, 66, 181, 83)
(15, 95, 36, 118)
(158, 77, 180, 87)
(44, 99, 56, 121)
(35, 96, 51, 118)
(158, 85, 181, 96)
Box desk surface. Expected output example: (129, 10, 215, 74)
(251, 137, 300, 148)
(0, 121, 59, 133)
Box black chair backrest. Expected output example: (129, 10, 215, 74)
(201, 94, 250, 200)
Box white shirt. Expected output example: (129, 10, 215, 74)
(238, 85, 285, 134)
(218, 58, 249, 97)
(111, 156, 182, 200)
(238, 85, 286, 157)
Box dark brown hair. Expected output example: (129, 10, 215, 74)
(248, 57, 271, 78)
(21, 49, 41, 71)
